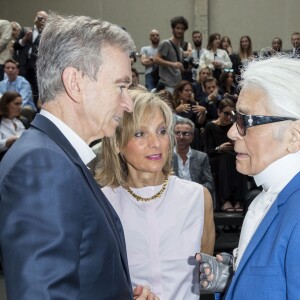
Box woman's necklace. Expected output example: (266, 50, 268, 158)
(125, 177, 169, 202)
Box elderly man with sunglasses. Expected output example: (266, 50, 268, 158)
(196, 56, 300, 299)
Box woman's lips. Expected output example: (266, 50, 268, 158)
(146, 154, 162, 160)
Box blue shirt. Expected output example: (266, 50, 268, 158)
(0, 76, 36, 111)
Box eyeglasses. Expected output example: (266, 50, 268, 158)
(224, 68, 234, 72)
(231, 111, 297, 137)
(174, 131, 193, 137)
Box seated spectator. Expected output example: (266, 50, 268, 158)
(131, 67, 146, 90)
(173, 117, 215, 196)
(219, 35, 233, 55)
(0, 91, 29, 161)
(290, 31, 300, 57)
(0, 59, 36, 122)
(261, 37, 283, 58)
(173, 80, 206, 127)
(218, 69, 239, 102)
(200, 76, 222, 122)
(96, 88, 215, 300)
(270, 37, 283, 55)
(204, 98, 248, 212)
(200, 33, 232, 80)
(192, 66, 212, 103)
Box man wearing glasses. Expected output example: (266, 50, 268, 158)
(173, 118, 215, 196)
(197, 56, 300, 299)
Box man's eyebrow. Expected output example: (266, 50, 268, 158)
(237, 107, 250, 114)
(115, 77, 131, 84)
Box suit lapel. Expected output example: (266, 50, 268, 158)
(31, 114, 132, 286)
(189, 151, 196, 181)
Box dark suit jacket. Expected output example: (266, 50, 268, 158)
(291, 47, 300, 58)
(13, 27, 39, 77)
(172, 149, 215, 196)
(0, 114, 133, 299)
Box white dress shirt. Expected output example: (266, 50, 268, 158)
(0, 117, 25, 151)
(39, 110, 95, 166)
(174, 146, 192, 181)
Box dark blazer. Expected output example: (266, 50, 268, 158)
(172, 149, 215, 196)
(13, 28, 33, 77)
(0, 114, 133, 299)
(290, 47, 300, 58)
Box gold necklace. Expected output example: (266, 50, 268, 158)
(125, 177, 169, 202)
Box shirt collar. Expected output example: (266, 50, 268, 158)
(39, 109, 95, 165)
(174, 146, 192, 158)
(254, 151, 300, 193)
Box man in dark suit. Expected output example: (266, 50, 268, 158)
(13, 11, 48, 108)
(0, 13, 157, 300)
(290, 31, 300, 58)
(173, 117, 215, 196)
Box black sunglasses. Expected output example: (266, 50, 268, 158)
(231, 111, 297, 136)
(174, 131, 193, 137)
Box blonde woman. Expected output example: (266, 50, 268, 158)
(96, 89, 215, 300)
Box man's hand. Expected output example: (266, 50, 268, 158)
(173, 61, 184, 71)
(133, 285, 160, 300)
(195, 252, 234, 293)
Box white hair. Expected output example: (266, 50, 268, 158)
(239, 55, 300, 118)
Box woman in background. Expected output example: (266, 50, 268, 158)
(173, 80, 207, 126)
(204, 98, 248, 212)
(231, 35, 257, 75)
(192, 66, 212, 103)
(96, 89, 215, 300)
(200, 33, 232, 80)
(218, 70, 239, 102)
(219, 36, 233, 55)
(0, 91, 28, 160)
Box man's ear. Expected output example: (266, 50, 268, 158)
(287, 120, 300, 153)
(61, 67, 83, 103)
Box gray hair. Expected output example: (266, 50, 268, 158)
(239, 55, 300, 118)
(175, 117, 195, 132)
(37, 12, 135, 102)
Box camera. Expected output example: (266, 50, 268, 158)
(183, 57, 199, 70)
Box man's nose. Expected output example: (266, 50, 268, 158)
(122, 90, 133, 113)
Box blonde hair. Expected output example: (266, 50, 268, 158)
(95, 88, 174, 188)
